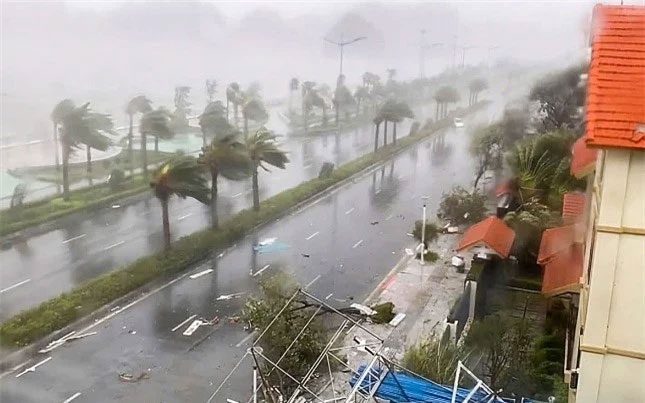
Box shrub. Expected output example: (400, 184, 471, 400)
(108, 169, 126, 190)
(412, 220, 440, 246)
(403, 337, 467, 384)
(371, 302, 395, 324)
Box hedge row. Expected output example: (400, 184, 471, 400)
(0, 101, 489, 347)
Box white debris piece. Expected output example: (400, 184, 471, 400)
(447, 226, 459, 233)
(111, 204, 121, 209)
(452, 256, 465, 267)
(405, 248, 415, 256)
(389, 313, 406, 327)
(183, 320, 203, 336)
(189, 268, 213, 279)
(216, 292, 245, 301)
(350, 303, 376, 316)
(258, 237, 277, 246)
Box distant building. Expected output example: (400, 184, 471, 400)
(537, 4, 645, 402)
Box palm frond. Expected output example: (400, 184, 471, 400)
(151, 156, 209, 205)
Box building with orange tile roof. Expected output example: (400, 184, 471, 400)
(555, 4, 645, 402)
(456, 216, 515, 259)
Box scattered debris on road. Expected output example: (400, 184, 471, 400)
(118, 372, 149, 383)
(451, 256, 465, 268)
(405, 248, 415, 256)
(389, 313, 407, 327)
(216, 292, 245, 301)
(370, 221, 379, 225)
(128, 330, 137, 335)
(183, 320, 203, 336)
(111, 204, 121, 209)
(301, 253, 310, 258)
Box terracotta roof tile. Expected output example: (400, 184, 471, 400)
(571, 136, 598, 178)
(562, 192, 586, 224)
(538, 226, 577, 264)
(585, 5, 645, 150)
(457, 216, 515, 258)
(541, 243, 584, 296)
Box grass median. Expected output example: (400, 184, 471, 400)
(0, 101, 489, 348)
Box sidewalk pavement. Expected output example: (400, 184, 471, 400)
(319, 232, 468, 398)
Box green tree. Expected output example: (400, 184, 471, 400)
(465, 314, 532, 391)
(412, 220, 440, 249)
(245, 128, 289, 210)
(60, 103, 112, 200)
(199, 101, 233, 146)
(242, 98, 269, 138)
(470, 124, 503, 189)
(434, 86, 460, 119)
(125, 95, 153, 174)
(333, 84, 355, 124)
(373, 115, 383, 152)
(226, 82, 242, 125)
(50, 99, 76, 172)
(529, 64, 586, 133)
(388, 100, 414, 145)
(354, 86, 370, 116)
(242, 273, 326, 397)
(403, 338, 468, 384)
(504, 199, 560, 265)
(468, 78, 488, 106)
(288, 78, 299, 115)
(140, 108, 174, 180)
(306, 88, 328, 126)
(198, 136, 251, 228)
(149, 157, 209, 249)
(172, 86, 191, 132)
(205, 79, 217, 103)
(84, 111, 115, 173)
(300, 81, 316, 132)
(438, 186, 488, 225)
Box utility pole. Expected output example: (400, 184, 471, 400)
(325, 34, 367, 83)
(419, 29, 443, 78)
(421, 196, 430, 264)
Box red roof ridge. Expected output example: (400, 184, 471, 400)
(457, 216, 516, 258)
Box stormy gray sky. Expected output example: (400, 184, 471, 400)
(1, 0, 639, 141)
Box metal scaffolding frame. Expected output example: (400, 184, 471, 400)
(207, 289, 500, 403)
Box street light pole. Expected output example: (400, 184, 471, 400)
(421, 196, 429, 264)
(325, 34, 367, 83)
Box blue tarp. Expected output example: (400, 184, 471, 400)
(349, 364, 506, 403)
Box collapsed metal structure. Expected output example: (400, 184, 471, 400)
(207, 289, 503, 403)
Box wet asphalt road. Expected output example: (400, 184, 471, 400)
(0, 112, 424, 320)
(0, 97, 504, 402)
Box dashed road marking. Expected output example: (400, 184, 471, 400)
(0, 279, 31, 294)
(305, 231, 320, 240)
(63, 392, 82, 403)
(235, 330, 257, 348)
(252, 264, 270, 277)
(15, 357, 52, 378)
(172, 314, 197, 332)
(344, 208, 355, 215)
(305, 274, 321, 290)
(62, 233, 87, 244)
(103, 241, 125, 251)
(352, 240, 364, 249)
(232, 192, 243, 198)
(177, 213, 192, 221)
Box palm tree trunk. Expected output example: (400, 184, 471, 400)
(161, 197, 171, 250)
(141, 133, 148, 180)
(373, 122, 380, 152)
(244, 116, 249, 139)
(288, 92, 293, 115)
(210, 168, 219, 229)
(62, 144, 70, 201)
(128, 114, 134, 176)
(335, 104, 339, 126)
(226, 99, 230, 123)
(252, 164, 260, 211)
(234, 104, 239, 127)
(86, 145, 92, 173)
(393, 122, 397, 145)
(52, 123, 60, 171)
(154, 136, 159, 152)
(202, 129, 207, 147)
(303, 106, 308, 134)
(435, 102, 439, 120)
(356, 100, 361, 117)
(322, 105, 328, 126)
(383, 121, 388, 146)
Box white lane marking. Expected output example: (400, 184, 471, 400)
(303, 163, 312, 169)
(305, 231, 320, 240)
(0, 279, 31, 294)
(235, 330, 257, 348)
(63, 392, 82, 403)
(232, 192, 243, 198)
(62, 233, 87, 244)
(15, 357, 52, 378)
(189, 268, 213, 279)
(103, 241, 125, 251)
(385, 214, 394, 221)
(325, 293, 333, 300)
(305, 275, 321, 290)
(171, 314, 197, 332)
(2, 273, 191, 381)
(252, 264, 270, 277)
(177, 213, 193, 221)
(375, 188, 382, 194)
(352, 239, 364, 249)
(344, 208, 355, 215)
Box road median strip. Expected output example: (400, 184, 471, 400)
(0, 101, 489, 349)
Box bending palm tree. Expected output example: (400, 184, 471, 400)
(246, 128, 289, 210)
(198, 136, 251, 228)
(85, 111, 115, 173)
(126, 95, 153, 174)
(150, 157, 209, 249)
(226, 82, 241, 125)
(140, 108, 173, 180)
(60, 103, 111, 200)
(199, 101, 231, 146)
(373, 115, 383, 152)
(51, 99, 76, 172)
(242, 99, 269, 138)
